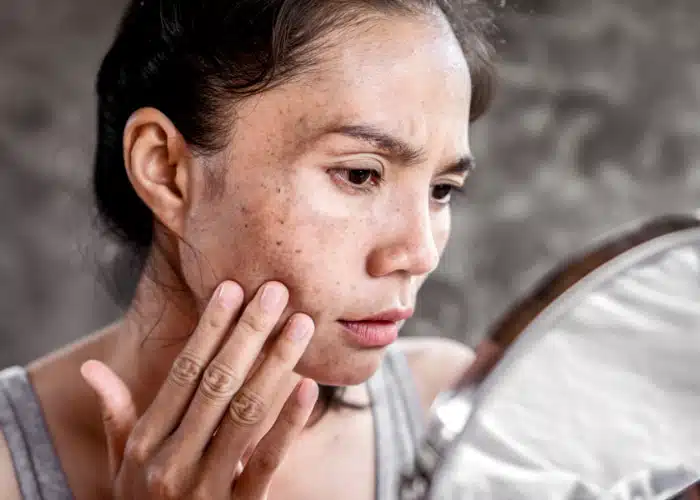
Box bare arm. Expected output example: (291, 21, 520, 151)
(0, 430, 22, 499)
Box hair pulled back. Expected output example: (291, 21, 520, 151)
(92, 0, 496, 410)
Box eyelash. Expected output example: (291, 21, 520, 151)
(433, 183, 465, 205)
(329, 168, 465, 205)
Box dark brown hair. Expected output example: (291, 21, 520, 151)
(93, 0, 496, 413)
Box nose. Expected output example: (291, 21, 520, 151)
(366, 202, 441, 278)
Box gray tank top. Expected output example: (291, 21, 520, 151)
(0, 367, 74, 500)
(0, 346, 424, 500)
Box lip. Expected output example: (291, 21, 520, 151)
(338, 308, 413, 347)
(351, 308, 414, 323)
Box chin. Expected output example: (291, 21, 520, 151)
(295, 343, 389, 387)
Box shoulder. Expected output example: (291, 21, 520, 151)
(0, 430, 22, 499)
(393, 336, 475, 417)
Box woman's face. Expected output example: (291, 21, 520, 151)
(180, 12, 474, 386)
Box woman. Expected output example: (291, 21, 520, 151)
(0, 0, 495, 498)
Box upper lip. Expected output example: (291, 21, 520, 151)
(343, 308, 414, 323)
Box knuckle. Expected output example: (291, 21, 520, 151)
(280, 404, 304, 428)
(250, 446, 284, 474)
(146, 463, 181, 499)
(237, 312, 268, 336)
(169, 352, 204, 387)
(205, 313, 226, 331)
(228, 387, 267, 426)
(124, 437, 151, 465)
(199, 362, 240, 401)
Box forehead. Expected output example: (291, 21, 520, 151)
(234, 12, 473, 159)
(306, 14, 470, 113)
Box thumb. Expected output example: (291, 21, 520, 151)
(80, 360, 137, 478)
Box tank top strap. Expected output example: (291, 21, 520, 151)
(367, 345, 425, 500)
(0, 366, 74, 500)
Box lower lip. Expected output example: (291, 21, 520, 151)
(338, 320, 399, 347)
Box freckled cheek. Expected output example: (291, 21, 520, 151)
(268, 215, 359, 307)
(213, 202, 358, 313)
(180, 194, 280, 288)
(188, 165, 370, 314)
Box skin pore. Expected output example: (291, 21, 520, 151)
(5, 7, 478, 500)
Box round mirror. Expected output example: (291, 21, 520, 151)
(404, 215, 700, 500)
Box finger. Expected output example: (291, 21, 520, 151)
(172, 282, 290, 452)
(134, 281, 244, 451)
(233, 378, 319, 499)
(197, 313, 314, 485)
(81, 360, 137, 478)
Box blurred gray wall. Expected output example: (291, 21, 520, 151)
(1, 0, 699, 367)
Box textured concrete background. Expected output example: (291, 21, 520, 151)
(1, 0, 699, 367)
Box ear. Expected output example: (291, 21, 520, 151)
(123, 107, 192, 238)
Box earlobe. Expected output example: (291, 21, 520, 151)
(123, 107, 191, 237)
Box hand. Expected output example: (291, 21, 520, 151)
(80, 281, 318, 499)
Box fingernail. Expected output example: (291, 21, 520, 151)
(79, 361, 92, 381)
(260, 283, 285, 313)
(288, 316, 313, 342)
(298, 379, 319, 406)
(218, 282, 241, 308)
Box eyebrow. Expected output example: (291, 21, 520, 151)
(324, 123, 476, 176)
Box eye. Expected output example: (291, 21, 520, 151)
(346, 169, 379, 186)
(348, 169, 374, 185)
(330, 168, 383, 190)
(431, 183, 462, 204)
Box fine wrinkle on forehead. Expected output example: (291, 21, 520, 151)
(230, 11, 472, 167)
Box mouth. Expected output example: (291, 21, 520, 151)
(337, 308, 414, 347)
(353, 308, 415, 323)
